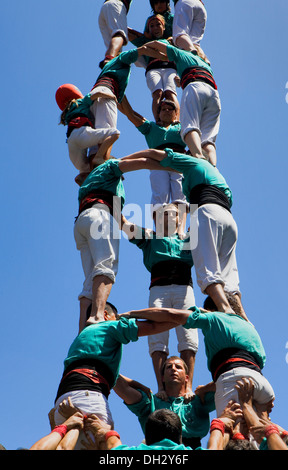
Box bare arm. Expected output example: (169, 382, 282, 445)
(117, 95, 146, 128)
(118, 156, 167, 174)
(140, 40, 169, 59)
(120, 307, 191, 325)
(113, 374, 151, 405)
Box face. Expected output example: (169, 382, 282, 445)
(159, 104, 177, 123)
(155, 207, 179, 236)
(148, 19, 165, 38)
(153, 0, 168, 14)
(162, 359, 188, 385)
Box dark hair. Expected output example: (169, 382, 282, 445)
(145, 409, 182, 445)
(150, 0, 171, 13)
(225, 439, 256, 451)
(85, 302, 118, 320)
(203, 296, 217, 311)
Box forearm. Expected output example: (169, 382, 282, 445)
(56, 429, 80, 450)
(125, 307, 190, 324)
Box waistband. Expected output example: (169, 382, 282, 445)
(78, 190, 115, 216)
(180, 66, 217, 90)
(189, 184, 231, 212)
(91, 74, 120, 100)
(210, 348, 262, 382)
(66, 116, 94, 138)
(156, 142, 186, 154)
(145, 59, 177, 74)
(150, 260, 192, 288)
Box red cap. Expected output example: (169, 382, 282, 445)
(55, 84, 84, 110)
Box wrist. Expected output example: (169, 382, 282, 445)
(210, 419, 225, 435)
(51, 424, 68, 439)
(265, 424, 280, 438)
(105, 430, 121, 441)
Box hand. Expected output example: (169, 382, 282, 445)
(155, 390, 169, 402)
(58, 396, 81, 419)
(218, 400, 243, 433)
(235, 377, 254, 405)
(65, 412, 85, 432)
(84, 414, 113, 448)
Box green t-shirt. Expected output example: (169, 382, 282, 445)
(130, 230, 193, 273)
(184, 307, 266, 372)
(64, 94, 93, 125)
(97, 49, 138, 103)
(137, 120, 185, 150)
(114, 438, 192, 450)
(63, 318, 138, 387)
(160, 148, 233, 206)
(78, 159, 125, 209)
(166, 45, 213, 78)
(125, 389, 215, 439)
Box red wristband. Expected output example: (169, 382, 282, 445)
(105, 430, 120, 441)
(51, 424, 68, 439)
(210, 419, 225, 435)
(265, 425, 280, 438)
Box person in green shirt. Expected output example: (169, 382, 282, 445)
(74, 151, 168, 332)
(138, 40, 220, 166)
(119, 147, 247, 319)
(113, 356, 215, 449)
(118, 95, 187, 230)
(55, 83, 120, 185)
(119, 299, 275, 425)
(128, 14, 179, 121)
(52, 301, 176, 450)
(121, 203, 197, 395)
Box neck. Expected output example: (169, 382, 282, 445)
(166, 382, 186, 398)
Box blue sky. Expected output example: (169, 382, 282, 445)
(0, 0, 288, 450)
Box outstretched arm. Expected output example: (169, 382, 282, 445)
(118, 156, 167, 173)
(120, 307, 191, 325)
(117, 95, 146, 128)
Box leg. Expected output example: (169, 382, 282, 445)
(152, 89, 164, 122)
(205, 282, 234, 314)
(87, 274, 113, 325)
(184, 129, 204, 159)
(104, 33, 125, 60)
(180, 349, 196, 393)
(202, 142, 217, 167)
(151, 350, 168, 393)
(78, 297, 92, 333)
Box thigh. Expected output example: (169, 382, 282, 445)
(146, 69, 164, 94)
(91, 97, 118, 129)
(169, 171, 186, 204)
(98, 0, 127, 45)
(180, 83, 205, 138)
(150, 170, 170, 206)
(67, 132, 89, 172)
(200, 88, 221, 145)
(219, 214, 240, 293)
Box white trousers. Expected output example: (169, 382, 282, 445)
(146, 68, 177, 95)
(54, 390, 113, 450)
(148, 284, 198, 355)
(74, 206, 120, 299)
(98, 0, 128, 47)
(173, 0, 207, 45)
(215, 367, 275, 417)
(88, 96, 118, 156)
(150, 170, 187, 207)
(190, 204, 240, 294)
(180, 81, 221, 146)
(67, 126, 119, 172)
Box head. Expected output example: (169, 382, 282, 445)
(147, 14, 165, 39)
(158, 99, 178, 125)
(145, 409, 182, 445)
(150, 0, 170, 14)
(55, 83, 83, 111)
(161, 356, 189, 391)
(225, 438, 256, 451)
(85, 302, 119, 323)
(153, 203, 180, 236)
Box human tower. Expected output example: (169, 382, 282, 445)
(48, 0, 279, 451)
